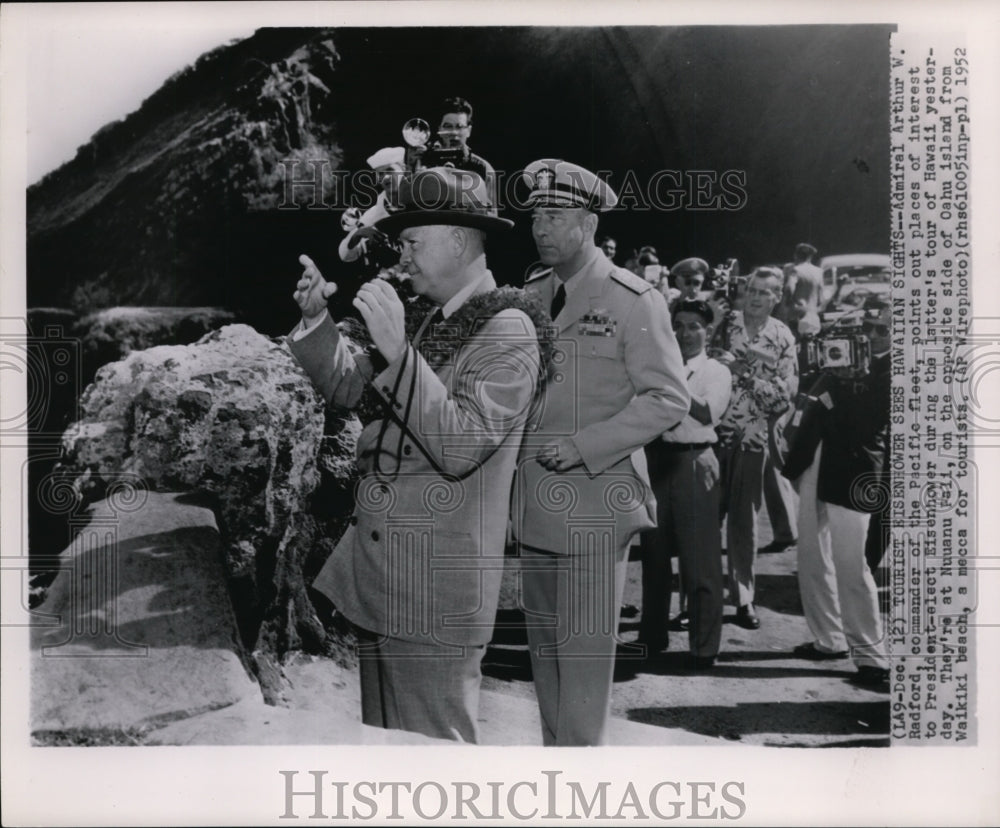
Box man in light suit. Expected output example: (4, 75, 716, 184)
(513, 158, 689, 746)
(289, 168, 541, 743)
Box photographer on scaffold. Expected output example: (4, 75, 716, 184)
(779, 296, 891, 690)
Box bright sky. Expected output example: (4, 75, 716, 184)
(23, 7, 256, 184)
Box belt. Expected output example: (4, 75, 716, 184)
(659, 441, 714, 452)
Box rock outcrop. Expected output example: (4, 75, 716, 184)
(55, 324, 356, 698)
(74, 306, 237, 371)
(25, 306, 242, 598)
(31, 493, 262, 737)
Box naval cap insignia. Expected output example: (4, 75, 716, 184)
(534, 167, 556, 190)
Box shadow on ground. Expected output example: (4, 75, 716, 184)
(747, 573, 803, 616)
(627, 700, 889, 744)
(483, 645, 533, 682)
(612, 650, 858, 682)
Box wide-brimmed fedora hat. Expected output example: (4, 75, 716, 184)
(375, 167, 513, 236)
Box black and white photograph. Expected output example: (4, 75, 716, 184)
(2, 2, 998, 825)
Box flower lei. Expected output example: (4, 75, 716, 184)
(338, 285, 556, 426)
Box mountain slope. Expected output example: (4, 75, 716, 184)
(28, 25, 893, 328)
(28, 28, 343, 311)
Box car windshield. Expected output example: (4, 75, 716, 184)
(824, 266, 891, 311)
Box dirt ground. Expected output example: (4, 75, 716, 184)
(482, 519, 891, 748)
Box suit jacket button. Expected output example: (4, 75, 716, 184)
(349, 515, 358, 526)
(371, 530, 380, 541)
(403, 444, 412, 455)
(381, 385, 391, 395)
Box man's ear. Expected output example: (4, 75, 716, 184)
(584, 211, 599, 238)
(450, 226, 469, 255)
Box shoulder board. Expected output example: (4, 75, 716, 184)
(524, 266, 553, 284)
(610, 268, 652, 295)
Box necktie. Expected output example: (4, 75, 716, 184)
(550, 283, 566, 319)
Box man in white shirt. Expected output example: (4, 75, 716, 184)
(640, 300, 731, 667)
(338, 146, 406, 263)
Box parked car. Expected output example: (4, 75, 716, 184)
(819, 253, 891, 317)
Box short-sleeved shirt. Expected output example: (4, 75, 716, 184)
(717, 312, 798, 450)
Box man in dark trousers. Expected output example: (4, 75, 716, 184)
(640, 299, 730, 667)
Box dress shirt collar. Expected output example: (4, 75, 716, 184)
(555, 245, 604, 297)
(684, 350, 708, 373)
(441, 268, 493, 319)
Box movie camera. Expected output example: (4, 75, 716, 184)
(711, 258, 746, 303)
(340, 207, 402, 272)
(402, 117, 469, 170)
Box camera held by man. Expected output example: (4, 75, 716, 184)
(401, 117, 468, 170)
(340, 205, 402, 272)
(797, 307, 876, 387)
(400, 98, 497, 203)
(711, 258, 745, 303)
(779, 297, 892, 689)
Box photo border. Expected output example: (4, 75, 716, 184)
(2, 2, 998, 825)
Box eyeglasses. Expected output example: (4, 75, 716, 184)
(862, 322, 890, 337)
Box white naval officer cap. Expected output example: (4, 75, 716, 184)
(522, 158, 619, 212)
(366, 146, 406, 169)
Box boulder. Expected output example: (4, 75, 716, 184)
(31, 492, 260, 736)
(56, 323, 355, 697)
(74, 306, 237, 375)
(25, 305, 239, 599)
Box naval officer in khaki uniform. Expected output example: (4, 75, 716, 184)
(513, 159, 690, 745)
